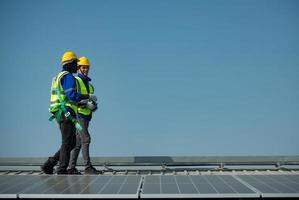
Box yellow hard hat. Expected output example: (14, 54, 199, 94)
(61, 51, 78, 64)
(78, 56, 90, 66)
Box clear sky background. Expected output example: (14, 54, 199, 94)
(0, 0, 298, 157)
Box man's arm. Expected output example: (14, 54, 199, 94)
(61, 74, 86, 102)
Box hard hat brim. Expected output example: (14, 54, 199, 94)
(62, 58, 78, 65)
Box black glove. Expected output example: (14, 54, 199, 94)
(86, 100, 98, 112)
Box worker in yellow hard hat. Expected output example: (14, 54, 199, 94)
(68, 56, 101, 174)
(41, 51, 98, 175)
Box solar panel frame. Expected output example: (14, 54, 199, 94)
(140, 175, 259, 199)
(0, 194, 17, 199)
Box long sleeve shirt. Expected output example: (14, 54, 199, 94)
(60, 71, 82, 115)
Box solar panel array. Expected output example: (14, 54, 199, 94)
(0, 175, 141, 199)
(0, 174, 299, 199)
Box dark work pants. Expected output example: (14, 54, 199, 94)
(50, 115, 77, 173)
(69, 118, 92, 169)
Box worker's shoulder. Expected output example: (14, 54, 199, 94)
(74, 75, 82, 80)
(60, 72, 76, 83)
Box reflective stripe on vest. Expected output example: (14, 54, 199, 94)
(49, 71, 78, 114)
(75, 76, 94, 116)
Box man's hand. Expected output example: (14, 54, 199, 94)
(89, 94, 97, 102)
(78, 99, 89, 107)
(86, 100, 98, 111)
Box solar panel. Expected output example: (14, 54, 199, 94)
(1, 174, 299, 199)
(0, 175, 50, 198)
(0, 175, 142, 199)
(141, 175, 259, 198)
(238, 175, 299, 198)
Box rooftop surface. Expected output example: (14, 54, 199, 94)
(0, 156, 299, 199)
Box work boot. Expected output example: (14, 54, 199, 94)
(41, 158, 57, 174)
(67, 167, 82, 175)
(84, 166, 102, 174)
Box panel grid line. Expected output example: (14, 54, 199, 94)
(173, 176, 181, 194)
(202, 175, 218, 193)
(96, 176, 113, 194)
(218, 175, 237, 193)
(19, 176, 53, 193)
(42, 176, 74, 193)
(279, 175, 299, 186)
(0, 175, 37, 193)
(233, 175, 261, 194)
(60, 176, 83, 194)
(188, 176, 200, 194)
(159, 175, 162, 194)
(79, 175, 101, 194)
(263, 175, 299, 193)
(248, 175, 281, 193)
(117, 175, 128, 194)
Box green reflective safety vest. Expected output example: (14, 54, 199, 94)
(75, 76, 94, 116)
(49, 71, 78, 114)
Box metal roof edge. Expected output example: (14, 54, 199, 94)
(0, 155, 299, 166)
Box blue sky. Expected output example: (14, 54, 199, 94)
(0, 0, 298, 157)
